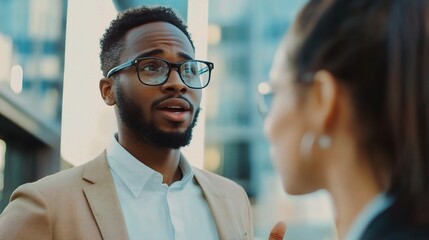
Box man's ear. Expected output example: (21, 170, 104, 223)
(99, 77, 116, 106)
(309, 70, 339, 132)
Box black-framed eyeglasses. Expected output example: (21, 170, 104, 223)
(106, 57, 214, 89)
(257, 81, 274, 118)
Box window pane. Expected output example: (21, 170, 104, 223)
(206, 0, 336, 239)
(0, 139, 6, 204)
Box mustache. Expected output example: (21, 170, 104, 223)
(152, 95, 194, 110)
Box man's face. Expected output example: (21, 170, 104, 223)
(113, 21, 202, 148)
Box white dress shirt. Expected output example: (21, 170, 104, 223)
(106, 137, 220, 240)
(345, 193, 394, 240)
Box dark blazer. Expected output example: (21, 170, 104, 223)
(0, 151, 253, 240)
(360, 197, 429, 240)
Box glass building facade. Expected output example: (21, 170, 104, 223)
(205, 0, 336, 238)
(0, 0, 67, 210)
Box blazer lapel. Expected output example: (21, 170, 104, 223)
(82, 151, 129, 240)
(193, 168, 238, 240)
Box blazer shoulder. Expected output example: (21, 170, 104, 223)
(192, 167, 249, 200)
(33, 160, 91, 188)
(361, 198, 429, 240)
(1, 152, 112, 240)
(193, 167, 242, 189)
(20, 152, 108, 194)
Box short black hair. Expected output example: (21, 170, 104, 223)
(99, 6, 194, 77)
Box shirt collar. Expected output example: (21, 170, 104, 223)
(106, 135, 194, 198)
(346, 193, 394, 240)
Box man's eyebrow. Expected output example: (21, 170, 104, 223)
(135, 49, 163, 58)
(134, 50, 194, 61)
(178, 52, 193, 60)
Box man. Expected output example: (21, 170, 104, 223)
(0, 6, 252, 240)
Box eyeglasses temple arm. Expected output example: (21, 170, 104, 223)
(198, 67, 209, 75)
(197, 62, 214, 75)
(106, 60, 136, 77)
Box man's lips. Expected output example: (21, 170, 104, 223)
(155, 98, 191, 111)
(155, 98, 192, 122)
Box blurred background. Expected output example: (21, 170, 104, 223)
(0, 0, 336, 239)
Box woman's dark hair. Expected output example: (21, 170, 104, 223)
(293, 0, 429, 197)
(99, 6, 194, 77)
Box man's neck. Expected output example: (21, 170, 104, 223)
(117, 133, 183, 185)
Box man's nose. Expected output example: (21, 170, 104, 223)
(161, 69, 188, 93)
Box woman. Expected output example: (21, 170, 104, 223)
(260, 0, 429, 239)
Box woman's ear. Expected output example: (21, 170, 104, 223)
(309, 70, 339, 132)
(99, 77, 116, 106)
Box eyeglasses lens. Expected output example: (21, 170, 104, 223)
(180, 61, 209, 88)
(137, 59, 169, 85)
(137, 59, 210, 88)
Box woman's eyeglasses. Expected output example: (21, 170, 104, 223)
(257, 81, 274, 118)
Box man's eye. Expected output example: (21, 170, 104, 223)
(141, 64, 161, 72)
(184, 67, 196, 74)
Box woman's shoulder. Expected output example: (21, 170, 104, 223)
(361, 197, 429, 240)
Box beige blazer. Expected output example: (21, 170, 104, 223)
(0, 151, 253, 240)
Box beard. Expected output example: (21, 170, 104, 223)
(115, 86, 200, 149)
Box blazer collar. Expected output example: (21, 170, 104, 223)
(82, 151, 129, 240)
(80, 152, 241, 240)
(193, 167, 240, 240)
